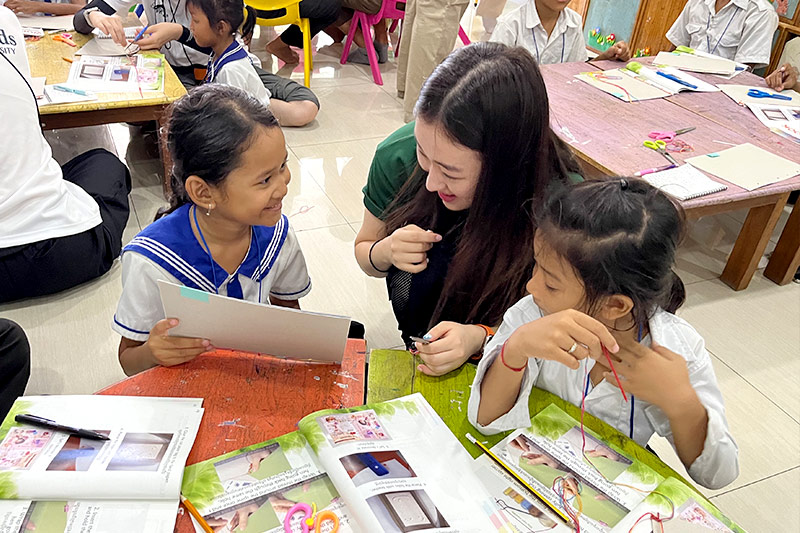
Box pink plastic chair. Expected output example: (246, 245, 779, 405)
(340, 0, 471, 85)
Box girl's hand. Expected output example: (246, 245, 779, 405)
(133, 22, 184, 50)
(607, 340, 696, 415)
(503, 309, 619, 370)
(414, 322, 486, 376)
(6, 0, 41, 15)
(144, 318, 212, 367)
(386, 224, 442, 273)
(88, 12, 127, 46)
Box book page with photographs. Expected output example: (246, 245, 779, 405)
(297, 393, 498, 533)
(181, 432, 356, 533)
(66, 53, 165, 93)
(0, 395, 203, 501)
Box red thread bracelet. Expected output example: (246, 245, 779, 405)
(500, 340, 526, 372)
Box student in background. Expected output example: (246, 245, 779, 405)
(0, 319, 30, 420)
(490, 0, 630, 63)
(469, 179, 739, 490)
(666, 0, 778, 69)
(0, 6, 131, 304)
(5, 0, 85, 16)
(355, 43, 581, 376)
(186, 0, 319, 126)
(766, 62, 799, 91)
(114, 85, 312, 376)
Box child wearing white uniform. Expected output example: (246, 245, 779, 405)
(490, 0, 630, 64)
(113, 85, 311, 376)
(468, 179, 738, 490)
(666, 0, 778, 68)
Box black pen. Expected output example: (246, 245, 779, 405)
(15, 414, 110, 441)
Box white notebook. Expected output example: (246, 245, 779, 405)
(643, 164, 727, 200)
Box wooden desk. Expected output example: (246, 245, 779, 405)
(541, 61, 800, 290)
(26, 31, 186, 177)
(97, 339, 367, 533)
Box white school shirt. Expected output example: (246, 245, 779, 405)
(490, 3, 588, 64)
(112, 210, 311, 342)
(0, 7, 101, 249)
(102, 0, 207, 67)
(206, 40, 271, 106)
(666, 0, 778, 67)
(467, 296, 739, 490)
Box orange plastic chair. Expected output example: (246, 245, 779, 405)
(245, 0, 313, 87)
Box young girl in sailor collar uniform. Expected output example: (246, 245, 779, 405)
(187, 0, 319, 127)
(113, 85, 311, 376)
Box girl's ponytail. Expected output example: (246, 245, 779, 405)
(241, 6, 256, 40)
(155, 173, 191, 221)
(663, 270, 686, 315)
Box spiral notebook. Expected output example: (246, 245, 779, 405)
(642, 164, 727, 200)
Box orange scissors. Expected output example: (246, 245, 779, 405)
(53, 34, 77, 47)
(284, 502, 340, 533)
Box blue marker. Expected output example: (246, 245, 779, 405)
(656, 71, 697, 89)
(53, 85, 91, 96)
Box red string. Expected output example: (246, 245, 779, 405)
(602, 344, 627, 401)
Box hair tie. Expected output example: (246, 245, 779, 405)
(620, 178, 628, 190)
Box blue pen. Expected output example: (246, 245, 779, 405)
(357, 453, 389, 476)
(656, 71, 698, 89)
(131, 24, 150, 43)
(53, 85, 91, 96)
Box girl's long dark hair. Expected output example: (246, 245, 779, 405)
(186, 0, 256, 37)
(537, 178, 687, 329)
(383, 42, 579, 328)
(158, 84, 278, 219)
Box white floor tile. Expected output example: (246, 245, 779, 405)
(44, 125, 117, 163)
(710, 467, 800, 533)
(679, 274, 800, 420)
(647, 353, 800, 497)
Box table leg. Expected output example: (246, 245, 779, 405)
(764, 202, 800, 286)
(156, 114, 173, 199)
(720, 193, 790, 291)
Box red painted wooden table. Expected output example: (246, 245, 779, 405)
(541, 60, 800, 290)
(96, 339, 367, 532)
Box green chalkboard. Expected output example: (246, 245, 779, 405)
(583, 0, 640, 49)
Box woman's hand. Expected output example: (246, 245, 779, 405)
(385, 224, 442, 273)
(133, 22, 184, 50)
(144, 318, 212, 367)
(503, 309, 619, 370)
(414, 322, 486, 376)
(607, 340, 695, 415)
(765, 63, 799, 92)
(88, 11, 127, 46)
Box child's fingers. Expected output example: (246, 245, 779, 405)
(422, 321, 453, 343)
(571, 314, 618, 353)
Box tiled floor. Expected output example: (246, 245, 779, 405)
(2, 17, 798, 533)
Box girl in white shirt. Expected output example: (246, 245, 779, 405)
(114, 84, 312, 375)
(468, 178, 739, 490)
(186, 0, 319, 126)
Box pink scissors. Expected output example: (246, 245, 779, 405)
(648, 126, 695, 141)
(284, 502, 339, 533)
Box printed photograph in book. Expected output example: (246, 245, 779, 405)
(0, 428, 52, 470)
(106, 432, 172, 472)
(212, 442, 289, 492)
(46, 432, 111, 471)
(202, 473, 341, 532)
(366, 490, 449, 532)
(16, 500, 67, 533)
(340, 451, 416, 488)
(318, 410, 390, 445)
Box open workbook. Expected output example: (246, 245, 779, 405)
(180, 394, 745, 533)
(0, 395, 204, 532)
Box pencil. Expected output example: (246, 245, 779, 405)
(180, 494, 214, 533)
(62, 57, 73, 63)
(465, 433, 576, 530)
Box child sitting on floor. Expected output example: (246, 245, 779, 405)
(490, 0, 630, 64)
(468, 178, 739, 490)
(113, 85, 312, 375)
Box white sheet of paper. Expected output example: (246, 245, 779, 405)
(686, 144, 800, 191)
(77, 38, 129, 56)
(17, 14, 75, 30)
(158, 279, 351, 362)
(41, 84, 97, 105)
(30, 76, 46, 99)
(642, 164, 727, 200)
(654, 51, 736, 75)
(719, 84, 800, 108)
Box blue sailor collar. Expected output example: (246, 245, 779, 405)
(123, 204, 289, 295)
(204, 39, 248, 83)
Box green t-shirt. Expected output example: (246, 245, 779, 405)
(363, 121, 419, 220)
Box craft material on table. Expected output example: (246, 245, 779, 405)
(576, 65, 717, 103)
(649, 126, 695, 141)
(42, 84, 97, 104)
(0, 395, 204, 532)
(77, 27, 144, 56)
(158, 279, 351, 363)
(29, 76, 46, 99)
(686, 143, 800, 191)
(643, 139, 679, 166)
(745, 102, 800, 142)
(66, 53, 165, 93)
(16, 14, 74, 30)
(625, 62, 718, 93)
(719, 84, 800, 108)
(641, 164, 728, 200)
(654, 50, 736, 75)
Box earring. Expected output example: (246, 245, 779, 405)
(206, 204, 212, 216)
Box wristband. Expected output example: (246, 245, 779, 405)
(499, 340, 526, 372)
(83, 7, 100, 27)
(469, 324, 495, 362)
(368, 239, 390, 273)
